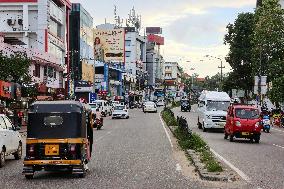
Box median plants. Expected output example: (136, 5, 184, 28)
(161, 108, 178, 126)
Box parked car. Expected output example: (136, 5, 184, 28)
(0, 114, 22, 168)
(156, 99, 165, 107)
(112, 105, 129, 119)
(143, 101, 157, 113)
(197, 91, 231, 132)
(224, 104, 261, 143)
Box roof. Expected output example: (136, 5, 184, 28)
(231, 104, 258, 109)
(32, 100, 82, 106)
(30, 101, 84, 113)
(199, 91, 230, 101)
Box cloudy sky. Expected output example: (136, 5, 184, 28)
(72, 0, 257, 77)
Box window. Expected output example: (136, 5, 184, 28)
(125, 40, 131, 46)
(44, 66, 47, 76)
(0, 117, 7, 129)
(44, 116, 63, 127)
(125, 51, 131, 57)
(34, 64, 41, 78)
(54, 70, 57, 79)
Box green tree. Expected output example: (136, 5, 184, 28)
(0, 51, 31, 83)
(224, 12, 255, 94)
(253, 0, 284, 103)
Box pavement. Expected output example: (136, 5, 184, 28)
(173, 105, 284, 189)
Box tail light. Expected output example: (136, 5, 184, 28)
(235, 121, 241, 127)
(27, 144, 35, 157)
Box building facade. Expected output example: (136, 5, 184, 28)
(163, 62, 182, 97)
(70, 3, 94, 97)
(0, 0, 71, 91)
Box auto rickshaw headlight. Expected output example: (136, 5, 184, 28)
(255, 122, 260, 128)
(235, 121, 241, 127)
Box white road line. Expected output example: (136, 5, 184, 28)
(159, 112, 174, 148)
(210, 148, 251, 183)
(273, 144, 284, 149)
(95, 131, 112, 142)
(176, 163, 182, 171)
(192, 109, 195, 113)
(272, 128, 284, 133)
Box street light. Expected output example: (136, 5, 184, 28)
(204, 55, 225, 83)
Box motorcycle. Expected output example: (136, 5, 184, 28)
(94, 118, 103, 130)
(273, 114, 281, 127)
(262, 115, 271, 133)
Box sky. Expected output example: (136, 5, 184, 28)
(71, 0, 257, 77)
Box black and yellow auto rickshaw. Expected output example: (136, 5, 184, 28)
(22, 101, 93, 179)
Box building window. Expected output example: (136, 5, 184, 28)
(125, 40, 131, 46)
(125, 51, 131, 57)
(54, 70, 57, 79)
(34, 64, 41, 78)
(44, 66, 47, 76)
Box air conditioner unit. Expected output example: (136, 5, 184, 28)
(7, 19, 16, 25)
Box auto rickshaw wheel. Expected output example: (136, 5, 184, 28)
(224, 133, 228, 140)
(0, 149, 5, 168)
(14, 142, 22, 160)
(229, 135, 234, 142)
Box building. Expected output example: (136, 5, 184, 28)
(146, 27, 164, 87)
(163, 62, 182, 97)
(124, 27, 147, 94)
(0, 0, 71, 92)
(69, 3, 94, 98)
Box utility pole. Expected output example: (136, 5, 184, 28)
(218, 58, 225, 83)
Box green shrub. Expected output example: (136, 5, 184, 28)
(161, 109, 178, 126)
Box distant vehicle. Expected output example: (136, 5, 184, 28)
(92, 100, 112, 117)
(197, 91, 231, 132)
(0, 114, 22, 168)
(112, 105, 129, 119)
(181, 99, 191, 112)
(143, 101, 157, 113)
(156, 99, 165, 107)
(224, 104, 261, 143)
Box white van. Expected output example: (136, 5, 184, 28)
(197, 91, 230, 132)
(90, 100, 112, 116)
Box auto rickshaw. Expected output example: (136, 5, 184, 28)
(22, 101, 93, 179)
(181, 99, 191, 112)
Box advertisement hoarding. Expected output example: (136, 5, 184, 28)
(147, 34, 164, 45)
(146, 27, 162, 34)
(93, 28, 125, 63)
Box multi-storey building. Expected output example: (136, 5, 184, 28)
(69, 3, 94, 98)
(0, 0, 71, 91)
(163, 62, 182, 97)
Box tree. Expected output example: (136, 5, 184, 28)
(224, 12, 255, 94)
(253, 0, 284, 103)
(0, 51, 31, 83)
(253, 0, 284, 81)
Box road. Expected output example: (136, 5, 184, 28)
(0, 108, 231, 189)
(173, 105, 284, 189)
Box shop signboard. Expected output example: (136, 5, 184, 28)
(89, 93, 97, 103)
(0, 81, 12, 99)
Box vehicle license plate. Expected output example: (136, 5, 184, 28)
(45, 145, 59, 156)
(242, 132, 249, 136)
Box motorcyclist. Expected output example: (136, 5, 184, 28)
(95, 108, 103, 124)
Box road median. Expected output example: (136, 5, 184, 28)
(161, 108, 238, 182)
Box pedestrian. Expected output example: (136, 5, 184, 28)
(17, 111, 23, 128)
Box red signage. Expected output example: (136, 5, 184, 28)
(147, 34, 164, 45)
(0, 81, 12, 99)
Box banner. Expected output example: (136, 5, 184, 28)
(93, 28, 125, 63)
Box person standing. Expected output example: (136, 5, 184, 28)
(17, 111, 23, 128)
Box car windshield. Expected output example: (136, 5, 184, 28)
(207, 101, 230, 111)
(181, 100, 189, 105)
(235, 108, 259, 119)
(90, 104, 97, 109)
(114, 106, 124, 110)
(145, 102, 155, 106)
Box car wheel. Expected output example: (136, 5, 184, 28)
(0, 149, 5, 168)
(254, 135, 260, 143)
(25, 175, 34, 179)
(202, 122, 207, 132)
(229, 135, 234, 142)
(14, 142, 22, 160)
(112, 117, 115, 119)
(197, 117, 202, 129)
(126, 116, 129, 119)
(224, 133, 228, 140)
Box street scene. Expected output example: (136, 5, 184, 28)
(0, 0, 284, 189)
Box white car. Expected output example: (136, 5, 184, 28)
(156, 99, 165, 107)
(143, 101, 158, 113)
(0, 114, 22, 168)
(112, 105, 129, 119)
(91, 100, 112, 116)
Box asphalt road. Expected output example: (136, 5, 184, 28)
(173, 105, 284, 189)
(0, 108, 216, 189)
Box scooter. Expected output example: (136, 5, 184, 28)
(273, 114, 281, 127)
(94, 118, 103, 130)
(262, 115, 271, 133)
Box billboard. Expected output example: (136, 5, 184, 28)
(93, 28, 125, 63)
(146, 27, 162, 34)
(147, 34, 164, 45)
(82, 61, 94, 82)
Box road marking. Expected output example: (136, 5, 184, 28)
(272, 128, 284, 133)
(95, 131, 112, 142)
(210, 148, 251, 183)
(273, 144, 284, 149)
(192, 109, 195, 113)
(176, 163, 182, 171)
(159, 112, 174, 148)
